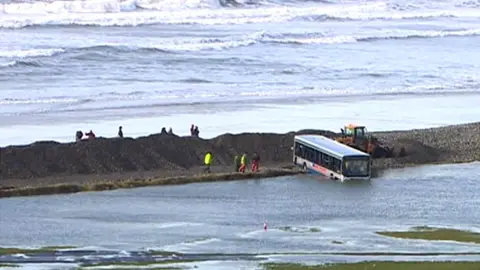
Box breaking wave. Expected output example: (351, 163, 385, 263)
(0, 0, 480, 28)
(263, 28, 480, 44)
(1, 28, 479, 60)
(0, 48, 65, 58)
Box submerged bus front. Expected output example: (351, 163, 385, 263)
(293, 135, 371, 181)
(341, 155, 371, 181)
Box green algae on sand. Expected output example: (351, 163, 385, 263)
(0, 264, 19, 268)
(263, 261, 480, 270)
(0, 246, 76, 255)
(376, 226, 480, 244)
(0, 168, 301, 198)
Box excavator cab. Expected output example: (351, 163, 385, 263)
(338, 124, 375, 154)
(339, 124, 396, 158)
(341, 124, 367, 143)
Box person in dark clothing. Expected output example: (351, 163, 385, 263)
(194, 126, 200, 137)
(190, 124, 195, 136)
(118, 126, 123, 138)
(161, 127, 167, 134)
(168, 127, 173, 134)
(75, 130, 83, 142)
(85, 130, 96, 140)
(251, 152, 260, 172)
(234, 155, 241, 172)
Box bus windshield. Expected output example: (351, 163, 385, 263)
(343, 157, 369, 177)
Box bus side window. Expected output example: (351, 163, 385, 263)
(297, 143, 305, 158)
(318, 152, 324, 166)
(306, 146, 315, 162)
(295, 142, 302, 157)
(311, 147, 318, 163)
(333, 159, 341, 173)
(313, 149, 320, 164)
(323, 155, 330, 167)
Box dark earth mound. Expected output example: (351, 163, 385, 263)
(0, 129, 335, 181)
(1, 122, 479, 182)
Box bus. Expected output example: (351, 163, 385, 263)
(293, 134, 371, 181)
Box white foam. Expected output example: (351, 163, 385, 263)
(265, 28, 480, 45)
(146, 31, 265, 52)
(1, 27, 478, 65)
(0, 60, 17, 67)
(0, 97, 82, 105)
(11, 253, 30, 258)
(0, 48, 64, 58)
(152, 221, 204, 229)
(2, 0, 479, 29)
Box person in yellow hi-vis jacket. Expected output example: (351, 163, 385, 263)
(204, 151, 212, 173)
(239, 152, 247, 173)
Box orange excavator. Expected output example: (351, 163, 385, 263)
(335, 124, 397, 158)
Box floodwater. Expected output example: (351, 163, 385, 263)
(1, 162, 480, 269)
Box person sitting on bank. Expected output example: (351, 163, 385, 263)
(239, 152, 248, 173)
(204, 151, 212, 173)
(118, 126, 123, 138)
(168, 127, 173, 134)
(251, 152, 260, 172)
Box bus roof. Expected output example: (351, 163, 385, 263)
(294, 134, 370, 159)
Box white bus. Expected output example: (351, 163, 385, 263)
(293, 134, 372, 181)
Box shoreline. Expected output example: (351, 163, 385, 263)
(1, 160, 477, 199)
(0, 167, 302, 198)
(1, 121, 479, 198)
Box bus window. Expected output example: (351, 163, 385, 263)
(306, 147, 313, 161)
(323, 155, 330, 167)
(294, 142, 303, 157)
(305, 146, 318, 163)
(333, 158, 341, 173)
(343, 158, 369, 177)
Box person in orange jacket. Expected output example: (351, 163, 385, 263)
(251, 152, 260, 172)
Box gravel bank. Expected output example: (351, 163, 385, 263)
(371, 122, 480, 170)
(0, 122, 478, 189)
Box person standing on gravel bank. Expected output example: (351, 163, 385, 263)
(118, 126, 123, 138)
(234, 155, 241, 172)
(75, 130, 83, 142)
(204, 152, 212, 173)
(85, 130, 96, 140)
(239, 153, 248, 173)
(251, 152, 260, 172)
